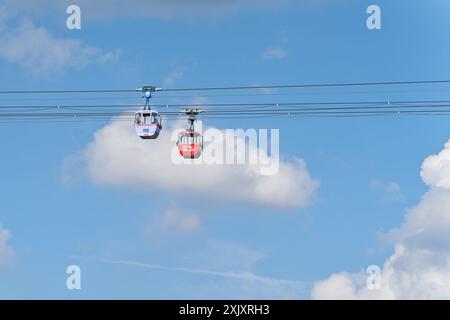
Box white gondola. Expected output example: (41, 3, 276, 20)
(134, 86, 163, 140)
(134, 110, 162, 139)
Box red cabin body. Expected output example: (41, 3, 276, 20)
(177, 130, 203, 159)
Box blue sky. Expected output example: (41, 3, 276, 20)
(1, 0, 450, 299)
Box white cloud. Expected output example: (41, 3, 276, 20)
(262, 46, 288, 60)
(0, 225, 13, 266)
(312, 273, 364, 300)
(69, 119, 318, 208)
(421, 140, 450, 189)
(0, 20, 119, 75)
(311, 139, 450, 300)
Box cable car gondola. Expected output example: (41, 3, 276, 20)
(177, 109, 203, 159)
(177, 130, 203, 159)
(135, 86, 162, 140)
(134, 110, 162, 139)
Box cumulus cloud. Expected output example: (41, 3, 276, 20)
(312, 272, 366, 300)
(67, 119, 318, 208)
(0, 20, 119, 75)
(311, 139, 450, 300)
(0, 225, 13, 266)
(421, 140, 450, 189)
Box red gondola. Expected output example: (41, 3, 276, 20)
(177, 130, 203, 159)
(176, 109, 203, 159)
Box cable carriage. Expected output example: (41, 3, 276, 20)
(177, 109, 203, 159)
(134, 110, 162, 139)
(135, 86, 162, 140)
(177, 130, 203, 159)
